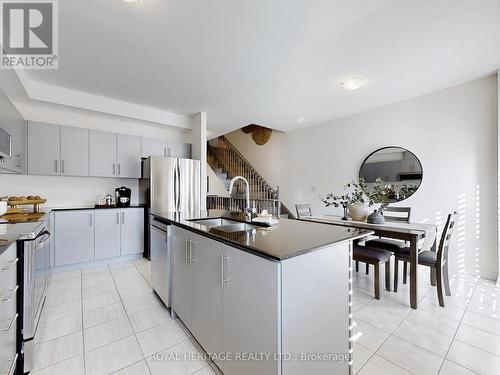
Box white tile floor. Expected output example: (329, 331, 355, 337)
(35, 258, 500, 375)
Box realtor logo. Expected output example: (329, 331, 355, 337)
(1, 0, 58, 69)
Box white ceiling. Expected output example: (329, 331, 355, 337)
(25, 0, 500, 134)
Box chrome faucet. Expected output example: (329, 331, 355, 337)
(228, 176, 255, 220)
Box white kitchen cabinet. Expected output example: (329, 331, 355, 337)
(60, 126, 89, 176)
(117, 134, 141, 178)
(191, 233, 223, 362)
(54, 210, 95, 266)
(90, 130, 117, 177)
(120, 208, 144, 255)
(94, 209, 121, 260)
(141, 137, 169, 158)
(27, 122, 60, 175)
(222, 244, 280, 375)
(0, 91, 26, 174)
(167, 141, 191, 158)
(171, 226, 194, 330)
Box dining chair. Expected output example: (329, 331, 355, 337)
(393, 212, 458, 307)
(353, 243, 392, 299)
(363, 207, 412, 280)
(295, 203, 312, 219)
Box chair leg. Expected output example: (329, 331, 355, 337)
(436, 265, 445, 307)
(394, 259, 399, 293)
(366, 263, 370, 275)
(385, 261, 391, 292)
(355, 261, 359, 272)
(443, 262, 451, 296)
(374, 263, 380, 300)
(430, 268, 437, 287)
(403, 262, 408, 284)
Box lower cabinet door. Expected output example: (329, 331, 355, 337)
(120, 208, 144, 255)
(95, 209, 121, 260)
(55, 210, 95, 266)
(222, 245, 280, 375)
(171, 226, 193, 330)
(191, 234, 223, 361)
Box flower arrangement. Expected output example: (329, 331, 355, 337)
(320, 177, 401, 219)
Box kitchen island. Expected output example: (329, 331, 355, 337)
(152, 210, 373, 375)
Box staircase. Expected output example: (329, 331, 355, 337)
(208, 136, 295, 219)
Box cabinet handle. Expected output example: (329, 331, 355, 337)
(112, 163, 116, 175)
(61, 160, 65, 174)
(0, 314, 18, 332)
(121, 212, 125, 224)
(1, 286, 18, 302)
(1, 258, 18, 271)
(54, 160, 58, 173)
(116, 212, 120, 224)
(16, 154, 21, 169)
(163, 147, 167, 157)
(168, 147, 171, 157)
(89, 213, 93, 227)
(189, 241, 197, 263)
(221, 254, 229, 287)
(118, 163, 121, 176)
(185, 239, 190, 263)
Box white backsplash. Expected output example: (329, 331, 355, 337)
(0, 174, 139, 208)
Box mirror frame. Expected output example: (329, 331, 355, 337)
(359, 146, 423, 202)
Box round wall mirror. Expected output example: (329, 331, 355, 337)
(359, 147, 423, 202)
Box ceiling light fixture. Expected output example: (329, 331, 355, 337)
(341, 76, 367, 90)
(122, 0, 143, 3)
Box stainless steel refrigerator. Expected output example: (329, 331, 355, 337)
(139, 156, 201, 259)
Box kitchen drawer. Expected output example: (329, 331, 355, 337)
(0, 354, 17, 375)
(0, 286, 17, 319)
(0, 314, 18, 372)
(0, 245, 17, 289)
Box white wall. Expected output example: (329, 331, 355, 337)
(0, 175, 138, 207)
(226, 76, 498, 279)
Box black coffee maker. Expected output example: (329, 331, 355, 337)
(115, 186, 131, 207)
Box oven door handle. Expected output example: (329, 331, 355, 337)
(34, 230, 52, 251)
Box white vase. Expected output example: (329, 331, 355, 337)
(349, 203, 370, 222)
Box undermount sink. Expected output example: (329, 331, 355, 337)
(187, 218, 237, 227)
(211, 223, 258, 233)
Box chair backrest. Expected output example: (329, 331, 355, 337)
(437, 212, 458, 266)
(295, 203, 312, 218)
(382, 207, 411, 223)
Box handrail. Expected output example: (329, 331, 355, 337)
(207, 136, 295, 218)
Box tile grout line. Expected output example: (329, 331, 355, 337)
(355, 269, 435, 375)
(436, 277, 481, 374)
(107, 263, 153, 375)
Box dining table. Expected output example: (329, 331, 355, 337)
(299, 215, 438, 309)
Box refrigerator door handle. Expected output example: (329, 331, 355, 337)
(176, 160, 181, 212)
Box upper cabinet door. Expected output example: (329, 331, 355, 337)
(141, 137, 168, 158)
(117, 134, 141, 178)
(90, 130, 117, 177)
(167, 142, 191, 159)
(27, 122, 61, 175)
(0, 90, 26, 174)
(60, 126, 89, 176)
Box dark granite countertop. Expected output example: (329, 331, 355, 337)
(0, 220, 46, 255)
(51, 204, 146, 211)
(152, 210, 373, 261)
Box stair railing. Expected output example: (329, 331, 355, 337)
(208, 136, 295, 218)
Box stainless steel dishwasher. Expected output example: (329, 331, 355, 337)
(150, 216, 171, 307)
